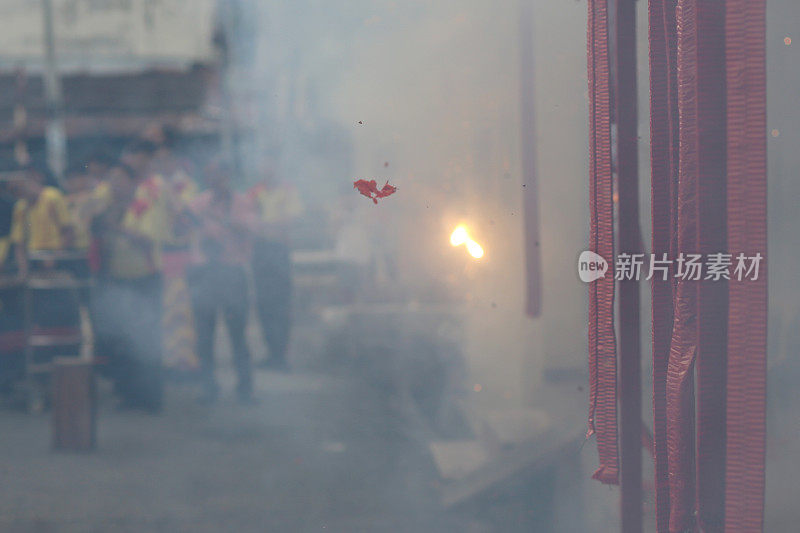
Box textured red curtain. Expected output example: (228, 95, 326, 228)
(587, 0, 619, 486)
(588, 0, 768, 530)
(724, 0, 768, 530)
(648, 1, 679, 530)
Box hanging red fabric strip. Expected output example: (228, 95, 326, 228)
(724, 0, 768, 530)
(587, 0, 619, 486)
(692, 3, 728, 532)
(647, 0, 679, 530)
(669, 1, 701, 529)
(613, 0, 643, 529)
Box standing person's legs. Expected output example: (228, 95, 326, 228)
(253, 240, 292, 369)
(263, 277, 291, 367)
(0, 285, 23, 387)
(188, 265, 218, 401)
(138, 275, 164, 412)
(222, 265, 253, 400)
(113, 282, 143, 409)
(91, 280, 124, 388)
(118, 276, 164, 412)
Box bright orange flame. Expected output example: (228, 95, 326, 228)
(466, 239, 484, 259)
(450, 225, 469, 246)
(450, 224, 485, 259)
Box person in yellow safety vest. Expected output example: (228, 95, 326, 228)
(188, 160, 258, 404)
(63, 161, 103, 252)
(8, 165, 80, 362)
(247, 168, 302, 371)
(62, 161, 104, 304)
(0, 186, 16, 270)
(0, 182, 21, 373)
(9, 167, 74, 263)
(90, 141, 168, 412)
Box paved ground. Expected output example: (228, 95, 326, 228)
(3, 350, 794, 532)
(0, 369, 480, 533)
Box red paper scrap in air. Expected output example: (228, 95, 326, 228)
(353, 179, 397, 204)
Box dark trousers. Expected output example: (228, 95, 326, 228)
(91, 275, 163, 411)
(252, 240, 292, 365)
(0, 286, 24, 386)
(188, 262, 252, 396)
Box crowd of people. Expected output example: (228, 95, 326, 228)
(0, 126, 302, 413)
